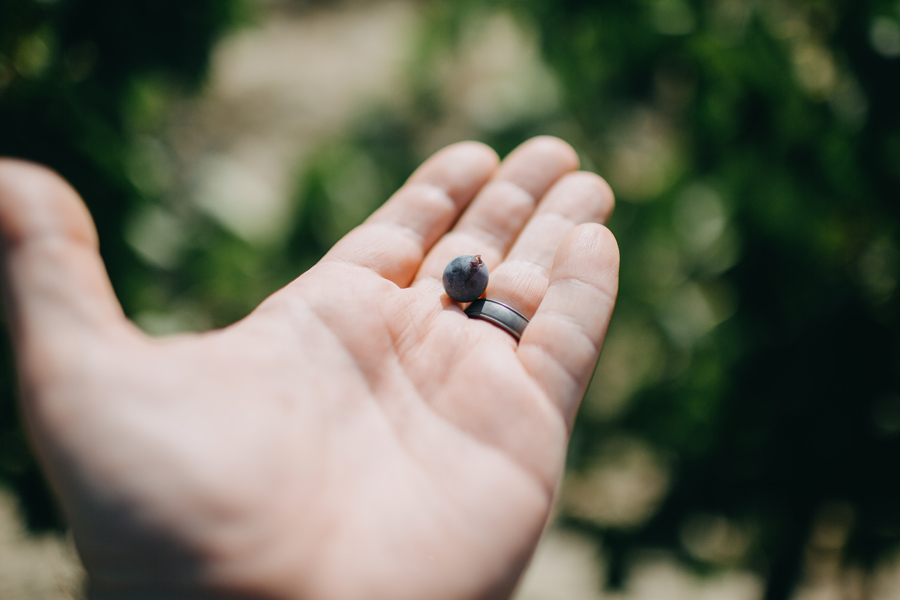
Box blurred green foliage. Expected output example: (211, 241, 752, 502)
(488, 1, 899, 597)
(1, 0, 899, 599)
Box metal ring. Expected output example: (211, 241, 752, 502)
(464, 299, 529, 342)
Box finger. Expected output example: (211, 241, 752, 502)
(0, 160, 128, 374)
(485, 171, 614, 318)
(319, 141, 499, 286)
(518, 224, 619, 428)
(414, 136, 580, 285)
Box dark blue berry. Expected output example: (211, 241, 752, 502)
(442, 254, 489, 303)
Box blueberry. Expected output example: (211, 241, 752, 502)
(442, 254, 489, 303)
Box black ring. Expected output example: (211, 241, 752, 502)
(464, 299, 529, 342)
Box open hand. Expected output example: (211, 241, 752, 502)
(0, 137, 617, 599)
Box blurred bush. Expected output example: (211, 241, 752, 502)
(487, 1, 898, 598)
(1, 0, 899, 599)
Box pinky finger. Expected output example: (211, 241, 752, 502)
(517, 224, 619, 429)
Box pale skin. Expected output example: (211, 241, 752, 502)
(0, 136, 618, 599)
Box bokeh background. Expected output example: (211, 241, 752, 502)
(1, 0, 899, 598)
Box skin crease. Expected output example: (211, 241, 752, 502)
(0, 136, 618, 600)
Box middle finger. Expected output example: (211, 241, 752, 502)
(413, 136, 579, 286)
(486, 171, 614, 319)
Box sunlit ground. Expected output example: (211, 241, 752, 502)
(3, 1, 899, 598)
(0, 490, 82, 599)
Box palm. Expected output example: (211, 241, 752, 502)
(0, 137, 617, 600)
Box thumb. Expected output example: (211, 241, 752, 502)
(0, 159, 128, 379)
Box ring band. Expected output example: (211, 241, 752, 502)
(464, 299, 529, 342)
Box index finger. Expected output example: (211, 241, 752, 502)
(320, 141, 499, 287)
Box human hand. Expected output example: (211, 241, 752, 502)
(0, 137, 617, 600)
